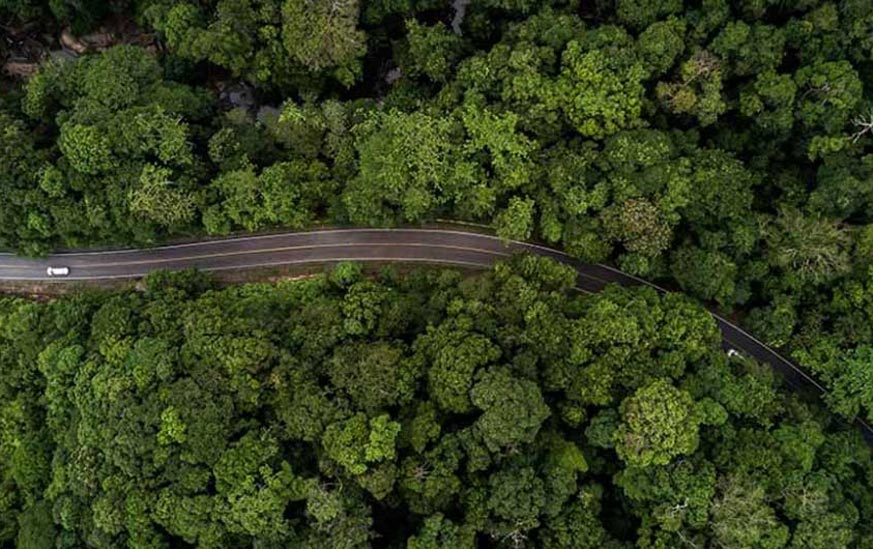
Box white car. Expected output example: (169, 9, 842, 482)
(726, 348, 741, 358)
(46, 266, 70, 277)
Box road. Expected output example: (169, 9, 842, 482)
(3, 227, 871, 442)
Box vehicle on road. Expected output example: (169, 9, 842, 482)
(46, 266, 70, 277)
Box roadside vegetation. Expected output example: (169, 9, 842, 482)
(3, 1, 873, 546)
(2, 259, 872, 547)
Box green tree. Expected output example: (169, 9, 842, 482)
(322, 413, 401, 476)
(557, 29, 647, 139)
(616, 457, 716, 532)
(615, 0, 682, 30)
(656, 50, 727, 125)
(282, 0, 367, 85)
(739, 70, 797, 135)
(58, 124, 116, 175)
(145, 0, 329, 90)
(485, 465, 546, 537)
(329, 342, 419, 413)
(709, 475, 790, 549)
(614, 379, 702, 467)
(407, 513, 475, 549)
(15, 500, 56, 549)
(765, 207, 849, 285)
(671, 246, 738, 306)
(402, 21, 462, 83)
(17, 45, 210, 250)
(601, 198, 672, 259)
(344, 110, 459, 225)
(637, 17, 686, 76)
(129, 164, 196, 228)
(537, 487, 614, 549)
(825, 346, 873, 420)
(415, 319, 501, 414)
(470, 368, 550, 453)
(213, 432, 308, 540)
(710, 22, 785, 77)
(206, 160, 329, 234)
(494, 197, 535, 241)
(794, 60, 862, 134)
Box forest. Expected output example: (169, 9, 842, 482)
(2, 0, 873, 546)
(2, 0, 873, 424)
(1, 258, 872, 548)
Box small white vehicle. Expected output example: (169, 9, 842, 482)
(46, 266, 70, 277)
(727, 348, 741, 358)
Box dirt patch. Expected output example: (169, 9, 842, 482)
(3, 16, 157, 80)
(209, 260, 481, 286)
(0, 279, 133, 300)
(210, 263, 329, 286)
(0, 260, 484, 298)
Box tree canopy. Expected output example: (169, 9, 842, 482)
(0, 259, 871, 547)
(3, 2, 873, 542)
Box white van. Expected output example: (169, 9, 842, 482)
(46, 266, 70, 277)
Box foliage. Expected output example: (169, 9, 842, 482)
(4, 0, 873, 455)
(281, 0, 367, 85)
(0, 260, 871, 547)
(143, 0, 366, 90)
(613, 379, 703, 467)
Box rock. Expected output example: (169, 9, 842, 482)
(3, 61, 39, 77)
(48, 49, 78, 62)
(385, 67, 402, 84)
(220, 82, 256, 110)
(256, 106, 281, 125)
(60, 28, 88, 54)
(451, 0, 471, 36)
(80, 31, 115, 50)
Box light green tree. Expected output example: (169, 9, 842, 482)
(614, 379, 702, 467)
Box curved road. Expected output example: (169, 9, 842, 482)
(3, 227, 871, 442)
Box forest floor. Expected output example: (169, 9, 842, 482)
(2, 15, 154, 79)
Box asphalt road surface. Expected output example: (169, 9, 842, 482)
(3, 227, 871, 442)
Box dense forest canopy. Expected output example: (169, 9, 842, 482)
(1, 258, 872, 548)
(3, 0, 873, 546)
